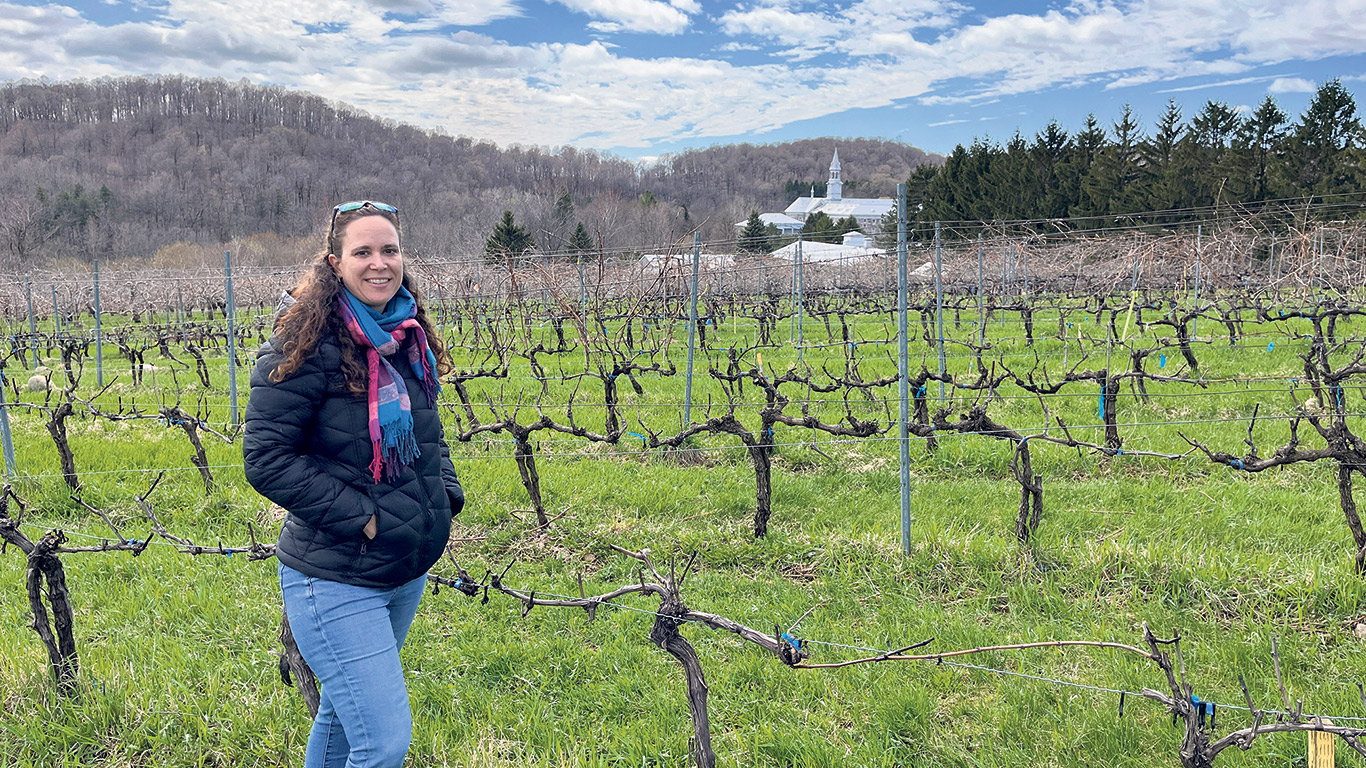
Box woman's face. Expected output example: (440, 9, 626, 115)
(330, 215, 404, 311)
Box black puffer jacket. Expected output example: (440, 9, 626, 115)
(244, 328, 463, 588)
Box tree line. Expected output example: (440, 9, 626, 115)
(903, 79, 1365, 238)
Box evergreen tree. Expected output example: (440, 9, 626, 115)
(553, 190, 575, 241)
(485, 210, 535, 261)
(784, 179, 827, 199)
(738, 210, 773, 254)
(799, 211, 839, 243)
(1228, 96, 1289, 202)
(876, 201, 901, 250)
(834, 215, 862, 236)
(1177, 100, 1240, 206)
(1081, 104, 1145, 216)
(921, 144, 971, 225)
(992, 131, 1033, 219)
(1287, 79, 1363, 197)
(1066, 114, 1107, 219)
(568, 221, 594, 256)
(1031, 121, 1072, 219)
(904, 164, 938, 212)
(962, 137, 996, 221)
(1140, 100, 1186, 213)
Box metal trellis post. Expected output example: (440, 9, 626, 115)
(897, 184, 911, 556)
(24, 277, 37, 369)
(0, 369, 15, 478)
(684, 232, 700, 428)
(977, 232, 984, 345)
(94, 260, 103, 387)
(1192, 225, 1202, 339)
(225, 250, 239, 426)
(51, 285, 61, 337)
(935, 221, 946, 402)
(577, 255, 587, 319)
(796, 233, 805, 360)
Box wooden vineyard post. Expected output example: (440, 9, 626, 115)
(280, 607, 320, 717)
(1308, 719, 1335, 768)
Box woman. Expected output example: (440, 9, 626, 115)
(244, 200, 464, 768)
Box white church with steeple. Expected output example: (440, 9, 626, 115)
(782, 148, 895, 232)
(736, 148, 896, 241)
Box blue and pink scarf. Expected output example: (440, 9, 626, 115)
(337, 287, 440, 483)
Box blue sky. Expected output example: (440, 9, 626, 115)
(3, 1, 1365, 162)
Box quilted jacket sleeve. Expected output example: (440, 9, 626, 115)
(439, 435, 465, 517)
(243, 341, 378, 538)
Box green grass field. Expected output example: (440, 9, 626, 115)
(2, 293, 1365, 767)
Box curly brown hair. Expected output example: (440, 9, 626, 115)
(269, 206, 452, 394)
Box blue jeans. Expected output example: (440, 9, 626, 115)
(279, 562, 428, 768)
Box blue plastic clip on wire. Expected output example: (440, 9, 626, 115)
(1230, 459, 1243, 470)
(1159, 353, 1166, 368)
(1268, 342, 1274, 352)
(780, 632, 802, 651)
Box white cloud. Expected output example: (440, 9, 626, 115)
(1154, 74, 1287, 94)
(0, 3, 80, 37)
(385, 31, 544, 74)
(715, 41, 762, 52)
(5, 0, 1366, 151)
(550, 0, 694, 34)
(1268, 77, 1316, 94)
(718, 0, 962, 52)
(399, 1, 524, 29)
(718, 7, 827, 43)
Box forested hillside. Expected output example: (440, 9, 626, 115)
(0, 76, 935, 269)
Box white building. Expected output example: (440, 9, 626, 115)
(770, 239, 880, 264)
(782, 149, 895, 232)
(731, 212, 804, 235)
(736, 149, 896, 238)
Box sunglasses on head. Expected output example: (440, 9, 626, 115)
(329, 200, 398, 234)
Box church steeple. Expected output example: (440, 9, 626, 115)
(828, 147, 842, 201)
